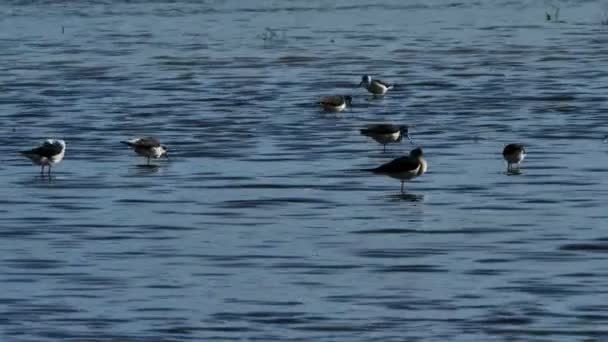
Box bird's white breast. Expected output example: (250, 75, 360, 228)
(387, 168, 419, 181)
(368, 81, 388, 94)
(504, 152, 525, 164)
(49, 150, 65, 165)
(373, 132, 400, 144)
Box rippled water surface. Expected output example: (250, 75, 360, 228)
(2, 0, 608, 341)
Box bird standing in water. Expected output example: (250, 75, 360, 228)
(319, 95, 352, 112)
(20, 139, 66, 176)
(366, 147, 427, 193)
(358, 75, 394, 95)
(502, 143, 526, 172)
(360, 124, 414, 152)
(122, 137, 168, 166)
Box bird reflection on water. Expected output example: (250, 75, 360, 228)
(132, 164, 162, 176)
(387, 192, 425, 202)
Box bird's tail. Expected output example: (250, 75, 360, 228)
(120, 140, 134, 147)
(360, 167, 380, 173)
(19, 150, 38, 162)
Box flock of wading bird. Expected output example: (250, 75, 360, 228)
(19, 74, 526, 193)
(319, 75, 526, 193)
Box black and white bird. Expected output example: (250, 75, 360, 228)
(358, 75, 394, 95)
(366, 147, 427, 193)
(319, 95, 352, 112)
(121, 137, 168, 165)
(502, 143, 526, 172)
(20, 139, 66, 175)
(360, 124, 413, 152)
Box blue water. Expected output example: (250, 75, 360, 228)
(2, 0, 608, 341)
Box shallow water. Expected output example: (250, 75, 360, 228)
(2, 0, 608, 341)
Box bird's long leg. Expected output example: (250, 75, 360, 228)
(401, 180, 405, 193)
(40, 165, 45, 175)
(147, 157, 150, 165)
(383, 144, 386, 153)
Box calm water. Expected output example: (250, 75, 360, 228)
(2, 0, 608, 341)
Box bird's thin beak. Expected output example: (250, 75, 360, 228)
(357, 81, 364, 88)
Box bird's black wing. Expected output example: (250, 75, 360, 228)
(23, 141, 62, 158)
(360, 124, 399, 135)
(319, 95, 344, 106)
(375, 79, 393, 88)
(135, 137, 161, 148)
(371, 156, 420, 174)
(503, 144, 525, 156)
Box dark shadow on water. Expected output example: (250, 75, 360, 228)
(133, 164, 161, 175)
(20, 173, 67, 187)
(34, 174, 54, 182)
(368, 95, 386, 101)
(386, 192, 424, 202)
(505, 169, 524, 176)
